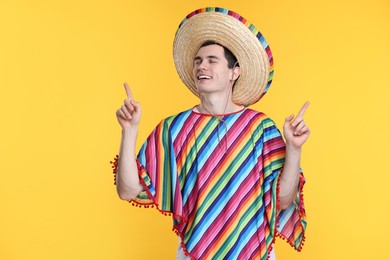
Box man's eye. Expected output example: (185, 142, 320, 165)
(209, 59, 217, 63)
(194, 60, 201, 65)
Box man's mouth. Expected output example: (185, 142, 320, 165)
(197, 75, 212, 80)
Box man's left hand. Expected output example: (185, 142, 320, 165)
(283, 102, 310, 149)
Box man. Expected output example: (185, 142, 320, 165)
(112, 7, 309, 260)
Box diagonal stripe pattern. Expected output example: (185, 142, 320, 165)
(131, 108, 306, 259)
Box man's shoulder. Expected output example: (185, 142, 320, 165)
(157, 108, 193, 127)
(164, 108, 193, 121)
(243, 108, 280, 131)
(244, 108, 271, 121)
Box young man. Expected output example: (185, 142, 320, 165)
(112, 7, 309, 260)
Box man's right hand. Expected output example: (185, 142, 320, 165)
(116, 82, 142, 129)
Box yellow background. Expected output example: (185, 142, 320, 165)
(1, 0, 389, 259)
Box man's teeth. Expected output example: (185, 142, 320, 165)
(198, 75, 211, 79)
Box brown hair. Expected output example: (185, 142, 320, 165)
(200, 41, 239, 69)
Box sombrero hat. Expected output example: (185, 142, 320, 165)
(173, 7, 274, 106)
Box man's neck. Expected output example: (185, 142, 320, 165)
(198, 91, 242, 115)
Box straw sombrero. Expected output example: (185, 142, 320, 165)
(173, 7, 274, 106)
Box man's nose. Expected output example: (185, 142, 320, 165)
(198, 60, 207, 71)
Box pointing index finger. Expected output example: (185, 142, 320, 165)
(124, 82, 134, 100)
(296, 101, 310, 118)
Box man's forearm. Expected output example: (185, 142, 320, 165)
(279, 144, 301, 209)
(116, 127, 143, 200)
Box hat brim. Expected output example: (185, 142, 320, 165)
(173, 8, 274, 106)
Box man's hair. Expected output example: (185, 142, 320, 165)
(200, 41, 239, 69)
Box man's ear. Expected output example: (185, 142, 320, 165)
(232, 67, 241, 80)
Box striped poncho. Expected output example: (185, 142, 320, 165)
(116, 107, 306, 259)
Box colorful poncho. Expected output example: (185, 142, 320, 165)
(112, 107, 306, 260)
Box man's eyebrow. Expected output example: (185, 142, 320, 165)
(194, 55, 220, 61)
(207, 55, 220, 60)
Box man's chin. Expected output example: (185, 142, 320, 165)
(196, 83, 214, 91)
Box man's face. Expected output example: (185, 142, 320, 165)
(192, 44, 235, 94)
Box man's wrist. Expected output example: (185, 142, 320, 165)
(285, 142, 302, 155)
(122, 126, 138, 135)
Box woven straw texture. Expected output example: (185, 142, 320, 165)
(173, 7, 274, 106)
